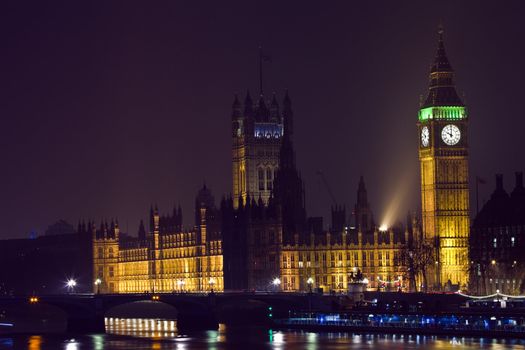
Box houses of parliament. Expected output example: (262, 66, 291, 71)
(90, 30, 471, 294)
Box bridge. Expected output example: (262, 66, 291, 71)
(0, 292, 345, 332)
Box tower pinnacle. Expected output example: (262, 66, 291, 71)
(423, 26, 463, 108)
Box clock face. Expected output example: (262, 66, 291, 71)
(441, 124, 461, 145)
(421, 126, 429, 147)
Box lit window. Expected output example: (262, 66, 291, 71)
(511, 237, 515, 247)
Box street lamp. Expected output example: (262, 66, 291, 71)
(177, 279, 185, 293)
(307, 277, 314, 293)
(272, 277, 281, 292)
(208, 278, 215, 292)
(66, 278, 77, 293)
(94, 278, 102, 294)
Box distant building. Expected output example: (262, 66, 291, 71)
(470, 173, 525, 295)
(44, 219, 75, 236)
(0, 230, 92, 295)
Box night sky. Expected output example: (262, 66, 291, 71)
(2, 1, 525, 238)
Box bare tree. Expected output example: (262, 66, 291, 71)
(401, 239, 435, 292)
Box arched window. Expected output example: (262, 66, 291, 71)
(266, 168, 273, 190)
(109, 247, 114, 258)
(98, 247, 103, 259)
(258, 168, 265, 190)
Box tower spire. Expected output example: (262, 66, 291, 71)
(423, 26, 463, 108)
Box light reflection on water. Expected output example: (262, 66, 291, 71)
(105, 317, 177, 338)
(3, 327, 525, 349)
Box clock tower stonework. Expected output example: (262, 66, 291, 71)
(418, 29, 470, 289)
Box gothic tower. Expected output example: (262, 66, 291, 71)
(353, 176, 374, 232)
(417, 28, 470, 288)
(273, 92, 307, 244)
(232, 92, 284, 208)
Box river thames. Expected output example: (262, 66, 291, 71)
(2, 330, 525, 350)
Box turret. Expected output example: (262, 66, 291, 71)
(232, 94, 241, 119)
(244, 90, 253, 117)
(283, 91, 293, 139)
(270, 93, 280, 122)
(138, 220, 146, 240)
(354, 176, 374, 232)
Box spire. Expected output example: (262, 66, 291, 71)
(283, 90, 293, 138)
(354, 176, 374, 232)
(422, 26, 463, 108)
(430, 26, 452, 73)
(357, 175, 368, 206)
(255, 94, 269, 121)
(232, 94, 240, 108)
(149, 205, 155, 233)
(244, 90, 253, 116)
(232, 94, 241, 120)
(270, 92, 280, 122)
(138, 219, 146, 240)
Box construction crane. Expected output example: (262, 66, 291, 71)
(316, 170, 337, 206)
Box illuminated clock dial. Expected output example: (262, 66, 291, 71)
(421, 126, 429, 147)
(441, 124, 461, 146)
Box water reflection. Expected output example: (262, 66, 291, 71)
(3, 328, 525, 349)
(105, 317, 177, 338)
(28, 335, 41, 350)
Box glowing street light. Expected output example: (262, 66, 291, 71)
(307, 277, 314, 293)
(379, 225, 388, 232)
(66, 278, 77, 293)
(177, 279, 185, 292)
(94, 278, 102, 294)
(272, 278, 281, 292)
(208, 278, 215, 292)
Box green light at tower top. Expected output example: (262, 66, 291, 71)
(418, 106, 467, 122)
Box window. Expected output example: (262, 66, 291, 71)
(266, 168, 273, 190)
(98, 248, 103, 259)
(258, 169, 265, 190)
(109, 266, 114, 277)
(108, 247, 114, 258)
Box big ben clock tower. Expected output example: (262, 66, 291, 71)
(418, 28, 470, 289)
